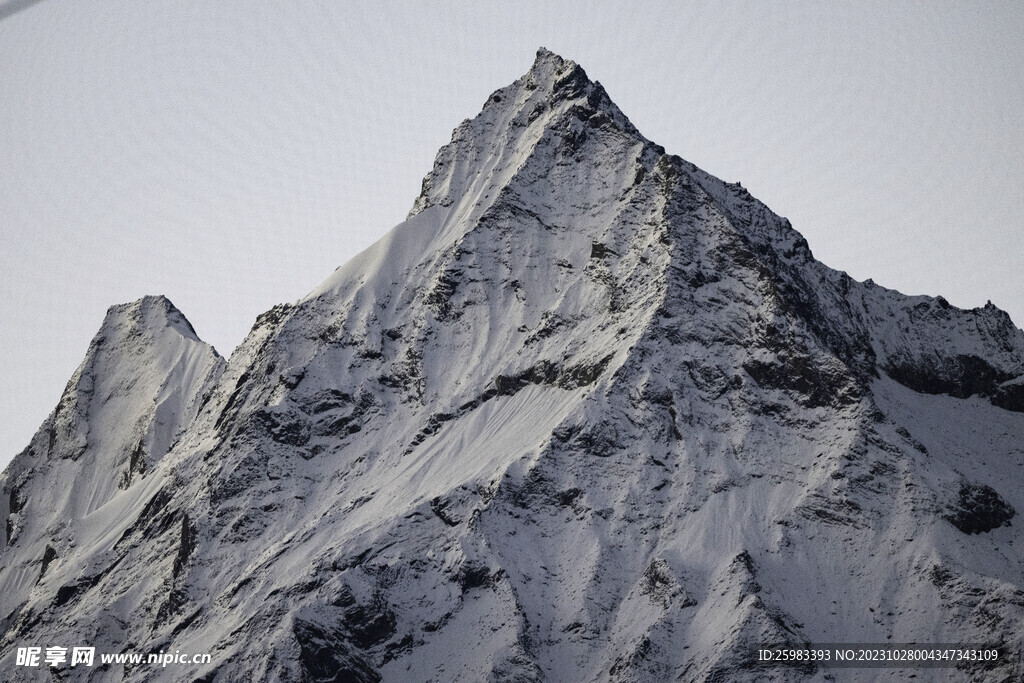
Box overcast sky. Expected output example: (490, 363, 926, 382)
(2, 1, 1022, 468)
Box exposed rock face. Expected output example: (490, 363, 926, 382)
(2, 49, 1023, 682)
(944, 483, 1016, 535)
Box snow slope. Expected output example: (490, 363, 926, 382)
(2, 49, 1023, 682)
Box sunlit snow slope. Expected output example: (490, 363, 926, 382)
(3, 49, 1023, 682)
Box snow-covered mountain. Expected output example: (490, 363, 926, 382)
(3, 49, 1023, 682)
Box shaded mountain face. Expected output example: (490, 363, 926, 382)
(2, 49, 1023, 682)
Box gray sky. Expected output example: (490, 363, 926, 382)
(2, 1, 1022, 468)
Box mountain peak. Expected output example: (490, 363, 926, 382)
(531, 46, 574, 71)
(100, 294, 208, 348)
(533, 46, 570, 67)
(1, 290, 224, 554)
(407, 49, 644, 220)
(35, 294, 223, 466)
(527, 46, 587, 92)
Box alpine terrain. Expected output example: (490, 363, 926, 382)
(2, 49, 1023, 682)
